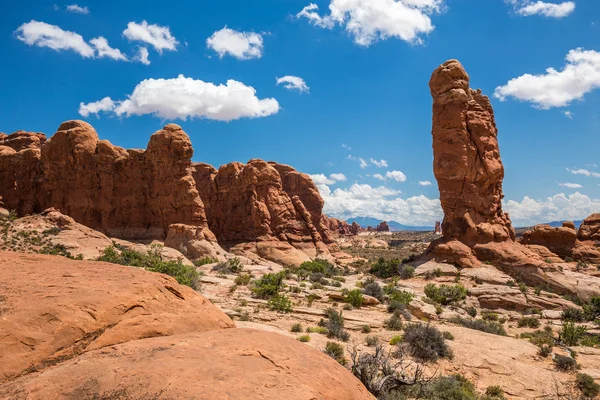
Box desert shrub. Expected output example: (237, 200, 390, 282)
(346, 289, 364, 308)
(311, 282, 325, 290)
(450, 316, 507, 336)
(583, 296, 600, 321)
(42, 227, 61, 236)
(306, 326, 329, 335)
(399, 265, 415, 280)
(297, 335, 311, 343)
(579, 334, 600, 348)
(324, 341, 346, 365)
(409, 374, 477, 400)
(559, 322, 587, 346)
(361, 325, 372, 334)
(306, 294, 317, 307)
(330, 280, 342, 288)
(97, 245, 201, 290)
(518, 316, 541, 328)
(424, 283, 467, 306)
(234, 273, 252, 286)
(370, 257, 401, 279)
(389, 335, 403, 345)
(561, 308, 586, 322)
(363, 282, 384, 302)
(387, 290, 414, 313)
(193, 256, 218, 266)
(443, 331, 455, 340)
(319, 308, 350, 341)
(385, 310, 404, 331)
(251, 271, 285, 299)
(365, 335, 379, 347)
(343, 303, 353, 310)
(267, 294, 292, 313)
(576, 373, 600, 398)
(553, 354, 578, 372)
(465, 306, 477, 318)
(481, 312, 499, 321)
(299, 259, 338, 277)
(520, 326, 555, 347)
(538, 344, 553, 358)
(212, 257, 243, 274)
(401, 323, 452, 363)
(291, 323, 303, 333)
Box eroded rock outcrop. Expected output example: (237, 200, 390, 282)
(324, 216, 362, 236)
(579, 213, 600, 242)
(192, 160, 332, 265)
(430, 60, 515, 247)
(376, 221, 390, 232)
(521, 222, 600, 263)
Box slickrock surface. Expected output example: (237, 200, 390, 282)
(192, 159, 332, 265)
(0, 252, 234, 382)
(0, 329, 374, 400)
(429, 60, 515, 247)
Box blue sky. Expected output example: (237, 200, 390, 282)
(1, 0, 599, 226)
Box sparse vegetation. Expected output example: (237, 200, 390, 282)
(234, 273, 252, 286)
(97, 245, 201, 290)
(324, 341, 346, 365)
(449, 316, 507, 336)
(518, 316, 540, 328)
(251, 271, 285, 299)
(553, 354, 578, 372)
(385, 310, 404, 331)
(424, 283, 467, 306)
(399, 265, 415, 280)
(345, 289, 364, 308)
(401, 323, 452, 363)
(559, 322, 587, 346)
(297, 334, 311, 343)
(193, 256, 218, 266)
(267, 294, 292, 313)
(370, 257, 401, 279)
(365, 335, 379, 347)
(319, 308, 350, 341)
(362, 281, 384, 302)
(576, 373, 600, 398)
(361, 325, 372, 334)
(212, 257, 243, 274)
(561, 308, 586, 322)
(291, 323, 303, 333)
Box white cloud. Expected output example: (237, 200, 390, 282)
(504, 192, 600, 226)
(15, 20, 94, 58)
(512, 1, 575, 18)
(373, 174, 386, 181)
(559, 182, 583, 188)
(310, 173, 347, 185)
(342, 144, 351, 151)
(359, 158, 369, 169)
(494, 48, 600, 109)
(567, 168, 600, 178)
(386, 170, 407, 182)
(317, 182, 442, 226)
(564, 110, 573, 119)
(66, 4, 89, 14)
(419, 180, 432, 186)
(134, 47, 150, 65)
(79, 75, 279, 121)
(78, 97, 115, 117)
(370, 158, 388, 168)
(276, 76, 310, 93)
(123, 21, 178, 53)
(206, 27, 263, 60)
(296, 0, 444, 46)
(89, 37, 127, 61)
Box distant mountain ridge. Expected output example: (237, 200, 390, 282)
(346, 217, 434, 232)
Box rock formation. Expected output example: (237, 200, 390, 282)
(434, 221, 442, 235)
(521, 222, 600, 263)
(376, 221, 390, 232)
(0, 252, 373, 400)
(579, 213, 600, 242)
(324, 216, 362, 236)
(0, 121, 334, 265)
(429, 60, 515, 247)
(192, 160, 332, 265)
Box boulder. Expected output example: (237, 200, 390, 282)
(429, 60, 515, 247)
(376, 221, 390, 232)
(579, 213, 600, 241)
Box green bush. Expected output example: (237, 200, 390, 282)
(443, 331, 455, 340)
(361, 325, 372, 334)
(193, 256, 218, 266)
(559, 322, 587, 346)
(518, 316, 540, 328)
(319, 308, 350, 341)
(387, 290, 414, 313)
(576, 373, 600, 398)
(365, 335, 379, 347)
(450, 317, 507, 336)
(424, 283, 467, 306)
(465, 306, 477, 318)
(299, 259, 338, 277)
(345, 289, 364, 308)
(481, 312, 499, 321)
(385, 310, 404, 331)
(389, 335, 403, 345)
(291, 323, 303, 333)
(212, 257, 243, 274)
(399, 265, 415, 280)
(306, 326, 329, 334)
(520, 326, 555, 347)
(363, 282, 384, 302)
(267, 294, 292, 313)
(234, 274, 252, 286)
(370, 257, 401, 279)
(251, 271, 285, 299)
(97, 245, 201, 290)
(297, 334, 311, 343)
(324, 341, 346, 365)
(561, 308, 586, 322)
(553, 354, 578, 372)
(538, 344, 552, 358)
(402, 323, 452, 363)
(583, 296, 600, 321)
(408, 374, 477, 400)
(485, 386, 505, 399)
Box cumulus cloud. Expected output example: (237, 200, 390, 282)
(316, 182, 442, 226)
(494, 48, 600, 109)
(508, 1, 575, 18)
(342, 144, 351, 151)
(359, 158, 369, 169)
(386, 170, 407, 182)
(373, 174, 386, 181)
(419, 180, 432, 186)
(206, 27, 263, 60)
(134, 47, 150, 65)
(123, 21, 178, 53)
(370, 158, 388, 168)
(504, 192, 600, 226)
(276, 76, 310, 93)
(15, 20, 94, 58)
(559, 182, 583, 188)
(310, 173, 347, 185)
(296, 0, 444, 46)
(567, 168, 600, 178)
(78, 97, 115, 117)
(89, 37, 127, 61)
(78, 75, 279, 121)
(66, 4, 89, 14)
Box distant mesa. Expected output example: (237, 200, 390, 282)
(346, 216, 434, 232)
